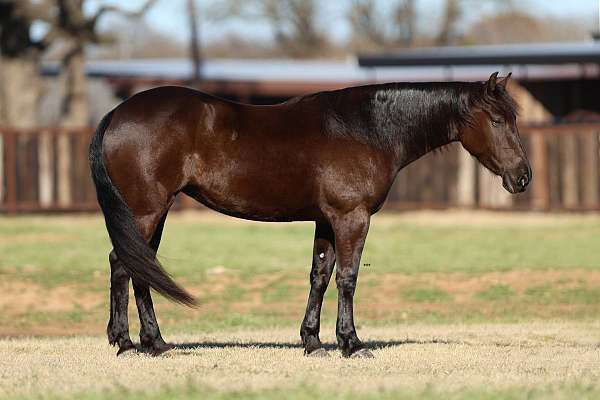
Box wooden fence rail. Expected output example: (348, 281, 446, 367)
(1, 123, 600, 213)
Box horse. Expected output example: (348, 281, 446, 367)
(89, 71, 530, 358)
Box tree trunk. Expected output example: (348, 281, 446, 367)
(0, 58, 40, 127)
(188, 0, 202, 86)
(60, 44, 89, 128)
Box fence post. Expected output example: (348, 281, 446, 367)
(38, 130, 54, 207)
(478, 165, 512, 208)
(581, 129, 599, 209)
(3, 130, 17, 212)
(456, 148, 476, 207)
(530, 130, 549, 210)
(0, 132, 3, 204)
(57, 132, 72, 207)
(560, 133, 579, 209)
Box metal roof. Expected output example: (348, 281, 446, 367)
(358, 41, 600, 67)
(41, 42, 600, 85)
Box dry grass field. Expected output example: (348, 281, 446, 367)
(1, 323, 600, 400)
(1, 210, 600, 399)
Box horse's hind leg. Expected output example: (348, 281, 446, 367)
(300, 221, 336, 357)
(107, 250, 135, 355)
(132, 212, 173, 356)
(106, 203, 173, 356)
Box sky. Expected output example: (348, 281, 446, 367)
(77, 0, 599, 45)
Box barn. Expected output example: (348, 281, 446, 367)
(1, 41, 600, 212)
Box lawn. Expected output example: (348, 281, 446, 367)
(1, 210, 600, 399)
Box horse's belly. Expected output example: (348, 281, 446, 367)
(186, 164, 318, 222)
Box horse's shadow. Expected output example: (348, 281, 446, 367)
(173, 338, 457, 351)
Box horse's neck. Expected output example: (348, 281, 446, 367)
(365, 84, 464, 169)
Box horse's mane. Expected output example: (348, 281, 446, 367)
(316, 80, 519, 152)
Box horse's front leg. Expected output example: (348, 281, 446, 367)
(331, 207, 373, 358)
(301, 221, 336, 357)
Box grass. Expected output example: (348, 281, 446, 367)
(8, 383, 600, 400)
(2, 210, 600, 399)
(1, 323, 600, 400)
(3, 211, 600, 287)
(2, 211, 600, 335)
(403, 286, 452, 302)
(476, 284, 515, 301)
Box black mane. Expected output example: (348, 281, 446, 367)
(316, 81, 518, 159)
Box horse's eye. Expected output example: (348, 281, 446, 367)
(491, 119, 503, 127)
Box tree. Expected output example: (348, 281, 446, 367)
(436, 0, 516, 46)
(348, 0, 417, 51)
(188, 0, 202, 86)
(1, 0, 156, 127)
(214, 0, 328, 58)
(47, 0, 156, 127)
(465, 11, 589, 45)
(0, 0, 155, 206)
(0, 1, 47, 128)
(436, 0, 461, 45)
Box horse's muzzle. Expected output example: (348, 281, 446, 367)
(502, 164, 532, 194)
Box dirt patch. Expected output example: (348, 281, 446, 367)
(2, 269, 600, 337)
(0, 281, 103, 314)
(0, 322, 598, 399)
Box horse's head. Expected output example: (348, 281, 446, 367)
(459, 72, 531, 194)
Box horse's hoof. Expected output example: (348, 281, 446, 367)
(148, 343, 175, 357)
(305, 348, 329, 358)
(350, 348, 374, 359)
(116, 341, 136, 356)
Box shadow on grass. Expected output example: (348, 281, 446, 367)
(172, 338, 458, 351)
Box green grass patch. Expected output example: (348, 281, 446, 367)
(403, 286, 452, 302)
(3, 213, 600, 288)
(7, 382, 600, 400)
(476, 284, 515, 301)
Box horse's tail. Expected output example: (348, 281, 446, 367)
(89, 110, 196, 306)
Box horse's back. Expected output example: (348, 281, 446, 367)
(100, 87, 319, 220)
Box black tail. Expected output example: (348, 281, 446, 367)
(89, 110, 196, 306)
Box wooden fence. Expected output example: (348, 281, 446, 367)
(1, 123, 600, 213)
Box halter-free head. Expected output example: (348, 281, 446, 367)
(460, 72, 531, 193)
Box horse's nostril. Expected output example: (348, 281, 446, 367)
(519, 174, 529, 188)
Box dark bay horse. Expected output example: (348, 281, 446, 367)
(89, 72, 530, 358)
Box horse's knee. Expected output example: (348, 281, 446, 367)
(336, 274, 357, 294)
(310, 276, 329, 292)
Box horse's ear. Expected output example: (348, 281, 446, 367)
(486, 72, 499, 92)
(497, 72, 512, 89)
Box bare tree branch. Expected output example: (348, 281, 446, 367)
(349, 0, 418, 50)
(214, 0, 327, 57)
(91, 0, 157, 25)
